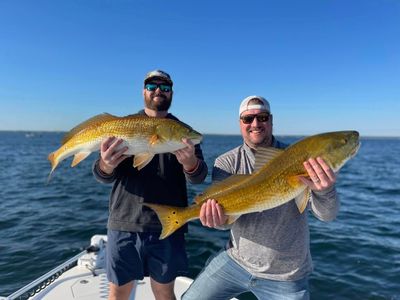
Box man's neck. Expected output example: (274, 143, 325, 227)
(144, 107, 168, 118)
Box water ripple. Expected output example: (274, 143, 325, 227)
(0, 133, 399, 299)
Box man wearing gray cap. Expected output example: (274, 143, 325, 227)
(93, 70, 208, 300)
(183, 96, 339, 300)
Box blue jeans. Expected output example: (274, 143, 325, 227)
(183, 250, 309, 300)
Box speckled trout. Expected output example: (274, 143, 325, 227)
(48, 113, 202, 178)
(145, 131, 360, 239)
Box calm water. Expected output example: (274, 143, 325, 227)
(0, 132, 399, 299)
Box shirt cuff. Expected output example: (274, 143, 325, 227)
(183, 159, 200, 174)
(95, 159, 115, 179)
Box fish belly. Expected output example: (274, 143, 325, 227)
(120, 138, 150, 155)
(120, 139, 186, 155)
(154, 140, 186, 153)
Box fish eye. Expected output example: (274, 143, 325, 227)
(341, 138, 347, 144)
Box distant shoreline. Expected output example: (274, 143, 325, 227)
(1, 130, 399, 139)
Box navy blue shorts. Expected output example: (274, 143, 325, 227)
(106, 229, 188, 286)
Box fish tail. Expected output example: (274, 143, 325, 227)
(144, 203, 192, 239)
(47, 151, 59, 182)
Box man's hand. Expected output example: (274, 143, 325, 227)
(99, 137, 129, 174)
(299, 157, 336, 192)
(199, 199, 228, 228)
(174, 138, 199, 172)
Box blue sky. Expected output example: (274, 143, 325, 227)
(0, 0, 399, 137)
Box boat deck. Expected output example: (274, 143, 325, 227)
(1, 235, 237, 300)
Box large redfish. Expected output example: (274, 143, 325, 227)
(48, 113, 202, 178)
(144, 131, 360, 239)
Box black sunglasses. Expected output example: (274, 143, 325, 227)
(145, 83, 172, 92)
(240, 113, 270, 124)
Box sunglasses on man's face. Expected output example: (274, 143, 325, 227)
(145, 83, 172, 92)
(240, 113, 270, 124)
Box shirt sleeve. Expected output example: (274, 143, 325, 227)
(310, 186, 340, 221)
(212, 155, 234, 182)
(92, 158, 116, 184)
(184, 143, 208, 184)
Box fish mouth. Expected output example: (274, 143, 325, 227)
(347, 131, 360, 158)
(189, 129, 203, 141)
(350, 141, 361, 157)
(349, 141, 361, 159)
(190, 135, 203, 143)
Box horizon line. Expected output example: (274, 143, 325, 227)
(1, 129, 399, 139)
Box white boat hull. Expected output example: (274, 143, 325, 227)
(28, 270, 193, 299)
(2, 235, 237, 300)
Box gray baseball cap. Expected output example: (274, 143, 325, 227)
(144, 70, 173, 86)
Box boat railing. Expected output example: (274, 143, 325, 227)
(0, 250, 86, 300)
(1, 235, 106, 300)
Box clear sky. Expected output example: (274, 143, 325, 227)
(1, 0, 399, 137)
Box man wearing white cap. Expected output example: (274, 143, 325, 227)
(183, 96, 339, 300)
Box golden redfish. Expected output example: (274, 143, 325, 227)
(144, 131, 360, 239)
(48, 113, 202, 178)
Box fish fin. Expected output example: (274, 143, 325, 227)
(226, 215, 240, 225)
(287, 176, 300, 188)
(194, 175, 251, 204)
(61, 113, 119, 145)
(47, 152, 58, 183)
(143, 203, 188, 239)
(287, 173, 309, 188)
(253, 147, 285, 172)
(133, 153, 155, 170)
(149, 134, 161, 146)
(71, 151, 91, 167)
(295, 188, 311, 213)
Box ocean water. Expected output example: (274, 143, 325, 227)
(0, 132, 399, 299)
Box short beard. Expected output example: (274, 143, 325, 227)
(144, 94, 172, 111)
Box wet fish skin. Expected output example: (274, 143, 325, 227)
(144, 131, 360, 239)
(48, 113, 203, 178)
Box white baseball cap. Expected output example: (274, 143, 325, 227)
(239, 95, 270, 116)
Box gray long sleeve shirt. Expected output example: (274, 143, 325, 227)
(212, 137, 339, 281)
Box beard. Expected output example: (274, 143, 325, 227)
(144, 93, 172, 111)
